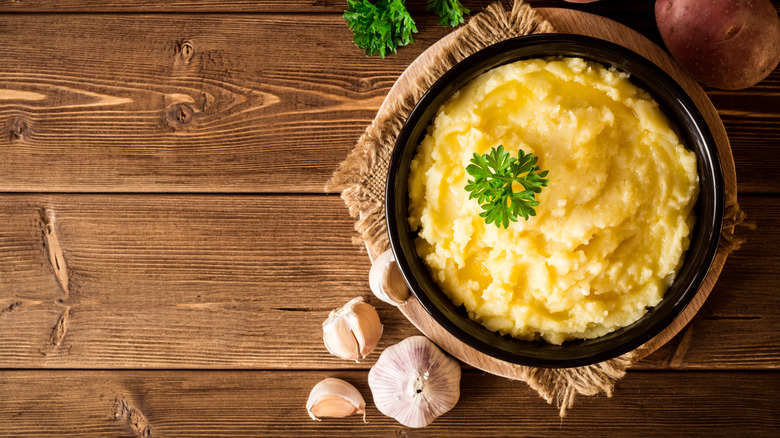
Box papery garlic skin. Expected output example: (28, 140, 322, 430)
(369, 249, 410, 306)
(323, 297, 383, 361)
(306, 378, 366, 421)
(368, 336, 461, 428)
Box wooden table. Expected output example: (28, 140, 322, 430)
(1, 1, 778, 435)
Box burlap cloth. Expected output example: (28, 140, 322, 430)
(326, 0, 749, 416)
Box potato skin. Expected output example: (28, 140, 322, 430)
(655, 0, 780, 90)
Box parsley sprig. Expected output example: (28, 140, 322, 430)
(344, 0, 417, 58)
(427, 0, 470, 27)
(343, 0, 469, 58)
(465, 145, 549, 228)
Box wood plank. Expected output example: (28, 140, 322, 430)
(0, 0, 383, 12)
(0, 14, 446, 193)
(0, 194, 777, 369)
(1, 14, 779, 193)
(0, 370, 777, 436)
(0, 194, 418, 368)
(0, 0, 661, 19)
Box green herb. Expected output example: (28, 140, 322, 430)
(343, 0, 417, 58)
(464, 145, 549, 228)
(343, 0, 470, 57)
(427, 0, 470, 27)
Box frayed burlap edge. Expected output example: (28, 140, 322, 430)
(326, 0, 748, 418)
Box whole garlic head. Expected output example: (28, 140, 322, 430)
(368, 336, 461, 428)
(369, 249, 409, 306)
(306, 378, 366, 421)
(323, 297, 383, 362)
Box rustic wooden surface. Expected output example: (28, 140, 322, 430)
(1, 0, 778, 436)
(1, 370, 777, 436)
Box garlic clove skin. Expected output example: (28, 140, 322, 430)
(350, 299, 383, 357)
(323, 297, 383, 361)
(368, 336, 461, 428)
(306, 378, 366, 421)
(369, 249, 410, 306)
(322, 313, 360, 361)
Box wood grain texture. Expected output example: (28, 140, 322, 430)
(0, 194, 776, 369)
(0, 0, 662, 17)
(0, 370, 777, 437)
(0, 13, 778, 193)
(0, 2, 778, 434)
(0, 14, 442, 192)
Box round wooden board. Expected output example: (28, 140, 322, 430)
(369, 7, 736, 377)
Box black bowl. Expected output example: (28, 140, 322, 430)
(386, 34, 724, 368)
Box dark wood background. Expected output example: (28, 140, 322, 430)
(0, 0, 778, 435)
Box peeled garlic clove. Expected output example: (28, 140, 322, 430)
(369, 249, 410, 306)
(306, 378, 366, 421)
(323, 297, 383, 361)
(368, 336, 461, 428)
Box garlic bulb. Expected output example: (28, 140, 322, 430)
(323, 297, 383, 362)
(369, 249, 409, 306)
(368, 336, 461, 428)
(306, 378, 366, 421)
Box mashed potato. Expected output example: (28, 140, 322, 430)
(408, 57, 699, 344)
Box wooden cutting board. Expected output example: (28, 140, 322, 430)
(368, 7, 736, 377)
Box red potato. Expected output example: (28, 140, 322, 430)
(655, 0, 780, 90)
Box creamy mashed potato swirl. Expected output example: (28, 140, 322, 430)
(408, 57, 699, 344)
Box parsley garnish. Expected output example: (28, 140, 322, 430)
(427, 0, 470, 27)
(343, 0, 469, 57)
(343, 0, 417, 58)
(464, 145, 549, 228)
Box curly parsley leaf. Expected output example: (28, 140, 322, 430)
(344, 0, 417, 58)
(464, 145, 549, 229)
(426, 0, 470, 27)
